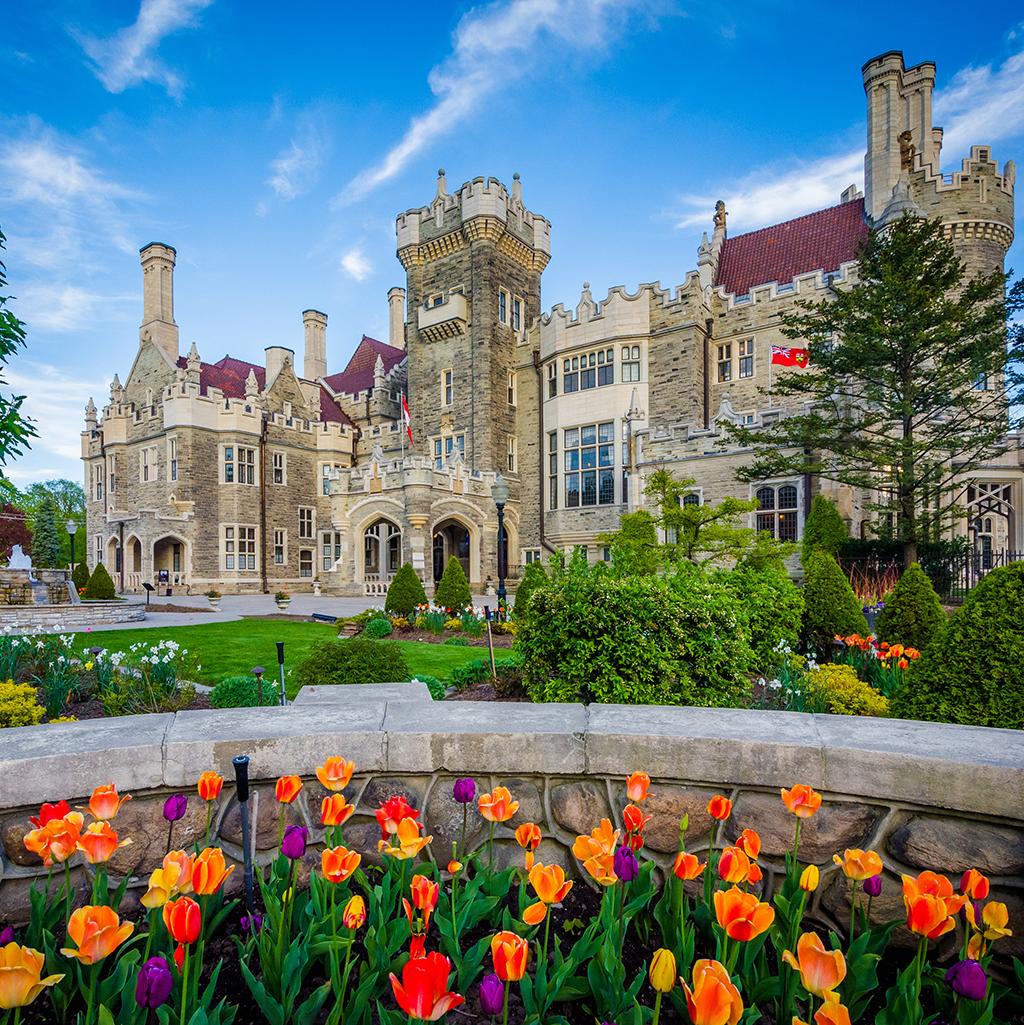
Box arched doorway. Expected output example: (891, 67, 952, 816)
(126, 536, 143, 590)
(153, 536, 188, 588)
(363, 519, 401, 595)
(432, 518, 471, 583)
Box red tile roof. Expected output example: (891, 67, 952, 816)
(323, 336, 406, 396)
(715, 198, 868, 297)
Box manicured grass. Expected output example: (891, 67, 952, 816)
(71, 619, 491, 687)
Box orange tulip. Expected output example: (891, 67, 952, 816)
(491, 930, 529, 982)
(794, 995, 853, 1025)
(410, 874, 439, 916)
(316, 756, 355, 792)
(833, 849, 883, 881)
(375, 795, 420, 837)
(60, 906, 134, 965)
(389, 951, 464, 1021)
(478, 786, 519, 823)
(707, 795, 732, 821)
(342, 894, 366, 930)
(196, 771, 223, 802)
(191, 847, 234, 895)
(24, 812, 84, 867)
(87, 784, 131, 821)
(378, 816, 432, 860)
(322, 845, 361, 884)
(897, 658, 909, 670)
(163, 895, 201, 945)
(746, 862, 763, 885)
(905, 647, 920, 660)
(523, 863, 573, 925)
(448, 860, 463, 874)
(77, 821, 131, 864)
(141, 850, 194, 908)
(515, 822, 541, 869)
(735, 829, 761, 860)
(717, 846, 751, 885)
(713, 886, 775, 942)
(681, 959, 743, 1025)
(901, 871, 966, 941)
(782, 931, 847, 997)
(673, 852, 706, 881)
(623, 803, 652, 835)
(274, 775, 302, 804)
(0, 943, 64, 1009)
(321, 794, 355, 827)
(572, 819, 620, 885)
(960, 869, 990, 900)
(626, 771, 651, 802)
(781, 785, 822, 819)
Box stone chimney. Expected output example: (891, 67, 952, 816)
(264, 347, 293, 388)
(387, 287, 406, 349)
(302, 309, 328, 380)
(139, 242, 179, 360)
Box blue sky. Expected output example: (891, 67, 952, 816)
(2, 0, 1023, 485)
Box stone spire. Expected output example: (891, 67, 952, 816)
(374, 353, 386, 390)
(697, 232, 714, 291)
(877, 177, 924, 229)
(110, 374, 123, 404)
(185, 341, 201, 385)
(84, 397, 97, 430)
(245, 368, 260, 399)
(576, 282, 595, 322)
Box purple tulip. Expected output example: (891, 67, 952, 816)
(0, 925, 14, 944)
(613, 844, 639, 883)
(240, 912, 263, 933)
(863, 874, 883, 897)
(945, 959, 987, 1001)
(135, 956, 173, 1009)
(453, 778, 476, 804)
(479, 973, 504, 1017)
(162, 794, 188, 822)
(281, 824, 308, 860)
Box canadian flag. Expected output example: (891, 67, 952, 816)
(401, 393, 413, 442)
(770, 346, 810, 368)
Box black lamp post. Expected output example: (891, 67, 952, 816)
(66, 519, 78, 578)
(490, 473, 510, 613)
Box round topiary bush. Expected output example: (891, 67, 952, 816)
(293, 637, 410, 689)
(511, 560, 547, 621)
(717, 564, 804, 673)
(434, 556, 471, 611)
(873, 562, 946, 651)
(209, 675, 280, 708)
(801, 495, 848, 562)
(384, 563, 428, 616)
(801, 550, 868, 654)
(890, 562, 1024, 729)
(363, 617, 393, 639)
(83, 562, 117, 600)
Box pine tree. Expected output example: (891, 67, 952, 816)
(801, 496, 848, 563)
(31, 494, 62, 568)
(71, 560, 89, 592)
(434, 556, 471, 611)
(83, 562, 117, 600)
(874, 562, 946, 651)
(385, 563, 428, 616)
(801, 549, 868, 653)
(729, 214, 1023, 566)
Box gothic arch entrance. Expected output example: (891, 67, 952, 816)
(153, 535, 189, 588)
(363, 519, 401, 593)
(432, 518, 471, 583)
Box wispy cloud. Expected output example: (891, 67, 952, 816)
(339, 247, 372, 281)
(11, 285, 136, 333)
(260, 118, 327, 214)
(674, 46, 1024, 233)
(76, 0, 213, 98)
(339, 0, 660, 204)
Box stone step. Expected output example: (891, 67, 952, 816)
(293, 680, 432, 705)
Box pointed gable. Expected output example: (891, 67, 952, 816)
(322, 336, 406, 396)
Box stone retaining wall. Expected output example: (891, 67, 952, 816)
(1, 692, 1021, 958)
(0, 601, 145, 630)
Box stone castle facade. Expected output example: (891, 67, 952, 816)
(82, 51, 1020, 595)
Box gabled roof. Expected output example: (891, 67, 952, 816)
(715, 198, 868, 297)
(322, 336, 406, 396)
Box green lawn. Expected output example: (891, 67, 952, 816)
(72, 620, 491, 689)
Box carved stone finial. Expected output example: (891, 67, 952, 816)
(899, 130, 916, 172)
(577, 282, 595, 322)
(698, 232, 712, 264)
(110, 374, 123, 402)
(436, 168, 448, 197)
(245, 368, 259, 398)
(713, 200, 727, 230)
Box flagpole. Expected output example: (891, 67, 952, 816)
(768, 348, 774, 409)
(400, 390, 407, 463)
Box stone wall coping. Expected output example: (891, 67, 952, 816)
(1, 700, 1021, 821)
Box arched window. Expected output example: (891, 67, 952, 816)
(364, 520, 401, 577)
(755, 483, 799, 542)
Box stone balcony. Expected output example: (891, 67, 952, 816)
(417, 293, 468, 342)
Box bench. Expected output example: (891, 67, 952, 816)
(311, 612, 337, 624)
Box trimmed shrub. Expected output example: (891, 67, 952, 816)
(891, 562, 1024, 729)
(0, 680, 45, 728)
(801, 550, 868, 654)
(385, 563, 428, 616)
(293, 637, 410, 689)
(83, 562, 117, 600)
(412, 675, 445, 700)
(511, 560, 548, 621)
(806, 663, 889, 717)
(718, 564, 803, 673)
(210, 675, 280, 709)
(71, 561, 89, 591)
(801, 495, 848, 562)
(516, 558, 750, 706)
(434, 556, 471, 611)
(364, 617, 393, 639)
(443, 636, 468, 646)
(874, 562, 946, 650)
(449, 657, 492, 690)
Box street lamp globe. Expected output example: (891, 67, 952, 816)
(490, 473, 510, 508)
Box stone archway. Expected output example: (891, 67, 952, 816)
(153, 535, 189, 588)
(363, 519, 401, 595)
(432, 517, 472, 584)
(125, 535, 143, 590)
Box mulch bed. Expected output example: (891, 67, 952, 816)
(392, 630, 514, 648)
(42, 691, 212, 722)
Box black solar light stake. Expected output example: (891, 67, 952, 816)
(252, 666, 265, 706)
(232, 755, 255, 913)
(276, 641, 286, 706)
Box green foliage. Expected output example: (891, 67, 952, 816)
(384, 563, 428, 616)
(443, 635, 467, 646)
(801, 549, 868, 654)
(292, 637, 410, 689)
(891, 562, 1024, 728)
(801, 495, 848, 562)
(434, 556, 471, 610)
(71, 559, 89, 591)
(449, 656, 492, 689)
(31, 494, 62, 568)
(0, 679, 45, 727)
(83, 561, 117, 599)
(412, 674, 446, 700)
(511, 559, 548, 620)
(718, 563, 804, 672)
(0, 502, 31, 564)
(807, 663, 889, 717)
(0, 228, 37, 465)
(874, 562, 946, 650)
(210, 674, 280, 708)
(598, 510, 661, 576)
(363, 617, 393, 639)
(516, 553, 749, 706)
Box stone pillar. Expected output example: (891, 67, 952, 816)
(388, 287, 406, 349)
(407, 514, 429, 578)
(139, 242, 179, 360)
(303, 309, 328, 380)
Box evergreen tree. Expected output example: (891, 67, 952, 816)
(801, 495, 848, 563)
(83, 562, 117, 600)
(0, 228, 37, 465)
(801, 549, 868, 653)
(31, 494, 62, 568)
(511, 559, 548, 620)
(71, 560, 89, 592)
(874, 562, 946, 651)
(434, 556, 471, 610)
(729, 214, 1023, 566)
(384, 563, 428, 616)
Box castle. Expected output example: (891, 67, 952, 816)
(82, 51, 1020, 595)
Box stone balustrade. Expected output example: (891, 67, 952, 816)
(1, 686, 1021, 957)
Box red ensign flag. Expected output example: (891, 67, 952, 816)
(401, 393, 413, 442)
(770, 346, 810, 368)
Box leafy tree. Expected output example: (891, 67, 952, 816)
(0, 228, 36, 465)
(434, 556, 471, 610)
(801, 495, 848, 562)
(728, 214, 1023, 566)
(801, 549, 868, 653)
(384, 563, 428, 616)
(31, 494, 62, 568)
(83, 561, 117, 599)
(598, 509, 661, 576)
(511, 559, 548, 620)
(874, 562, 946, 651)
(0, 502, 31, 564)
